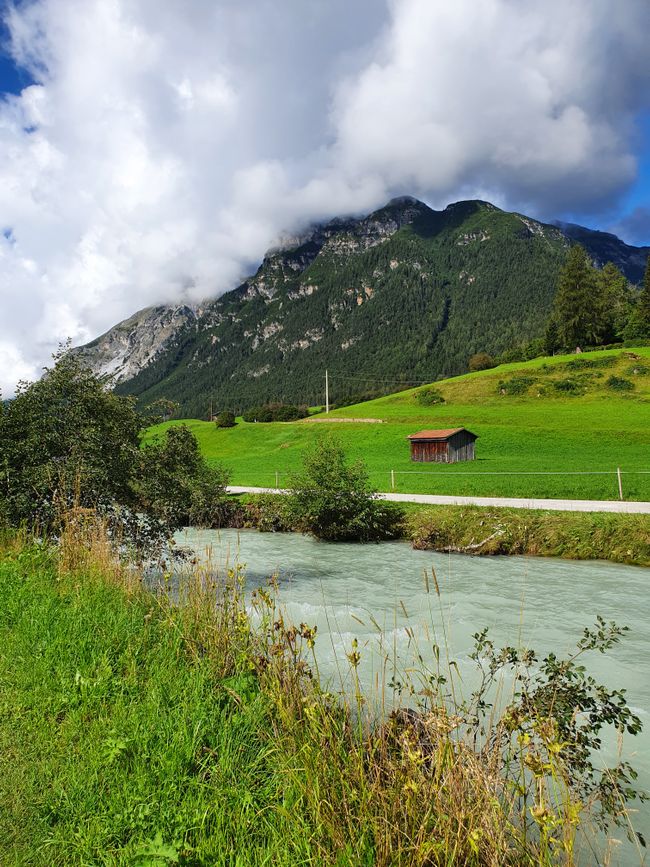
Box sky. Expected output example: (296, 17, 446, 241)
(0, 0, 649, 396)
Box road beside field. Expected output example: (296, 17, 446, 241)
(227, 486, 650, 514)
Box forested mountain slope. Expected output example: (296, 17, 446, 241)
(74, 197, 648, 418)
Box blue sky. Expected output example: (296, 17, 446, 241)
(0, 0, 648, 394)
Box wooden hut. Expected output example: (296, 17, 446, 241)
(407, 428, 477, 463)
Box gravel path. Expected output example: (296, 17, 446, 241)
(227, 486, 650, 514)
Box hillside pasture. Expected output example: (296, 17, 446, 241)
(146, 348, 650, 501)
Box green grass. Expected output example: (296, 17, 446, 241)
(0, 543, 297, 865)
(147, 348, 650, 501)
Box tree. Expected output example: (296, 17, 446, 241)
(0, 347, 231, 536)
(551, 245, 601, 350)
(0, 346, 142, 527)
(138, 426, 231, 528)
(638, 255, 650, 336)
(214, 410, 236, 428)
(144, 398, 179, 424)
(287, 437, 402, 542)
(468, 352, 496, 372)
(595, 262, 630, 343)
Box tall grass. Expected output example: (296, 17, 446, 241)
(0, 521, 644, 865)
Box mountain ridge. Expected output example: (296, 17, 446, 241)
(72, 197, 649, 417)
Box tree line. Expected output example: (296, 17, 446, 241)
(545, 245, 650, 354)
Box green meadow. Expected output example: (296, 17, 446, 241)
(146, 348, 650, 501)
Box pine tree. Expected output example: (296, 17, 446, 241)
(595, 262, 630, 343)
(551, 245, 599, 350)
(639, 256, 650, 335)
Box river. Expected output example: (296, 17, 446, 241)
(176, 527, 649, 865)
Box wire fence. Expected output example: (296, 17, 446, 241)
(233, 468, 650, 501)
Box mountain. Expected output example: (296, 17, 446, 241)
(74, 198, 649, 418)
(554, 222, 649, 283)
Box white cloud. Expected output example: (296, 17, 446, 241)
(0, 0, 649, 395)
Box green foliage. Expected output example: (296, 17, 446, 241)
(547, 250, 639, 352)
(496, 338, 545, 365)
(139, 426, 232, 528)
(549, 245, 601, 350)
(468, 619, 646, 845)
(414, 386, 445, 406)
(606, 375, 635, 392)
(287, 437, 403, 541)
(496, 375, 535, 395)
(0, 345, 142, 528)
(552, 378, 583, 394)
(637, 256, 650, 336)
(241, 403, 308, 423)
(214, 410, 236, 428)
(468, 351, 496, 371)
(562, 355, 616, 370)
(0, 348, 230, 540)
(143, 398, 179, 425)
(407, 505, 650, 565)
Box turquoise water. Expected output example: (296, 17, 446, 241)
(176, 528, 649, 864)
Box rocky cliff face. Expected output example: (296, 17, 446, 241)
(72, 304, 198, 384)
(72, 198, 649, 417)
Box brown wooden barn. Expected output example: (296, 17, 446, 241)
(407, 428, 478, 463)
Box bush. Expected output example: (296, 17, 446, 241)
(214, 410, 236, 428)
(242, 403, 309, 423)
(563, 356, 616, 370)
(606, 375, 635, 392)
(139, 426, 232, 528)
(415, 386, 445, 406)
(552, 378, 583, 394)
(496, 376, 535, 396)
(468, 352, 496, 372)
(287, 437, 403, 542)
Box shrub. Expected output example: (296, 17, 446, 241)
(563, 356, 616, 370)
(214, 410, 236, 428)
(552, 378, 583, 394)
(287, 437, 403, 542)
(606, 375, 635, 392)
(627, 362, 650, 376)
(468, 352, 496, 372)
(415, 386, 445, 406)
(242, 403, 309, 423)
(496, 376, 535, 396)
(139, 426, 232, 528)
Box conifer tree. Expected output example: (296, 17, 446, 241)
(639, 255, 650, 334)
(595, 262, 630, 343)
(551, 245, 599, 350)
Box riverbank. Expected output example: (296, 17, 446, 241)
(1, 528, 645, 865)
(229, 495, 650, 566)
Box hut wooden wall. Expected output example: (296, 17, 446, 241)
(410, 440, 449, 462)
(448, 430, 476, 462)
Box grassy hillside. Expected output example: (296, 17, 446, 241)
(146, 348, 650, 501)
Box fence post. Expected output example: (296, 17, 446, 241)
(275, 470, 280, 489)
(617, 467, 623, 501)
(391, 469, 395, 491)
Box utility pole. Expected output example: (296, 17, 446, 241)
(325, 369, 329, 414)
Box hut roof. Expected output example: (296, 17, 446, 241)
(407, 428, 477, 441)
